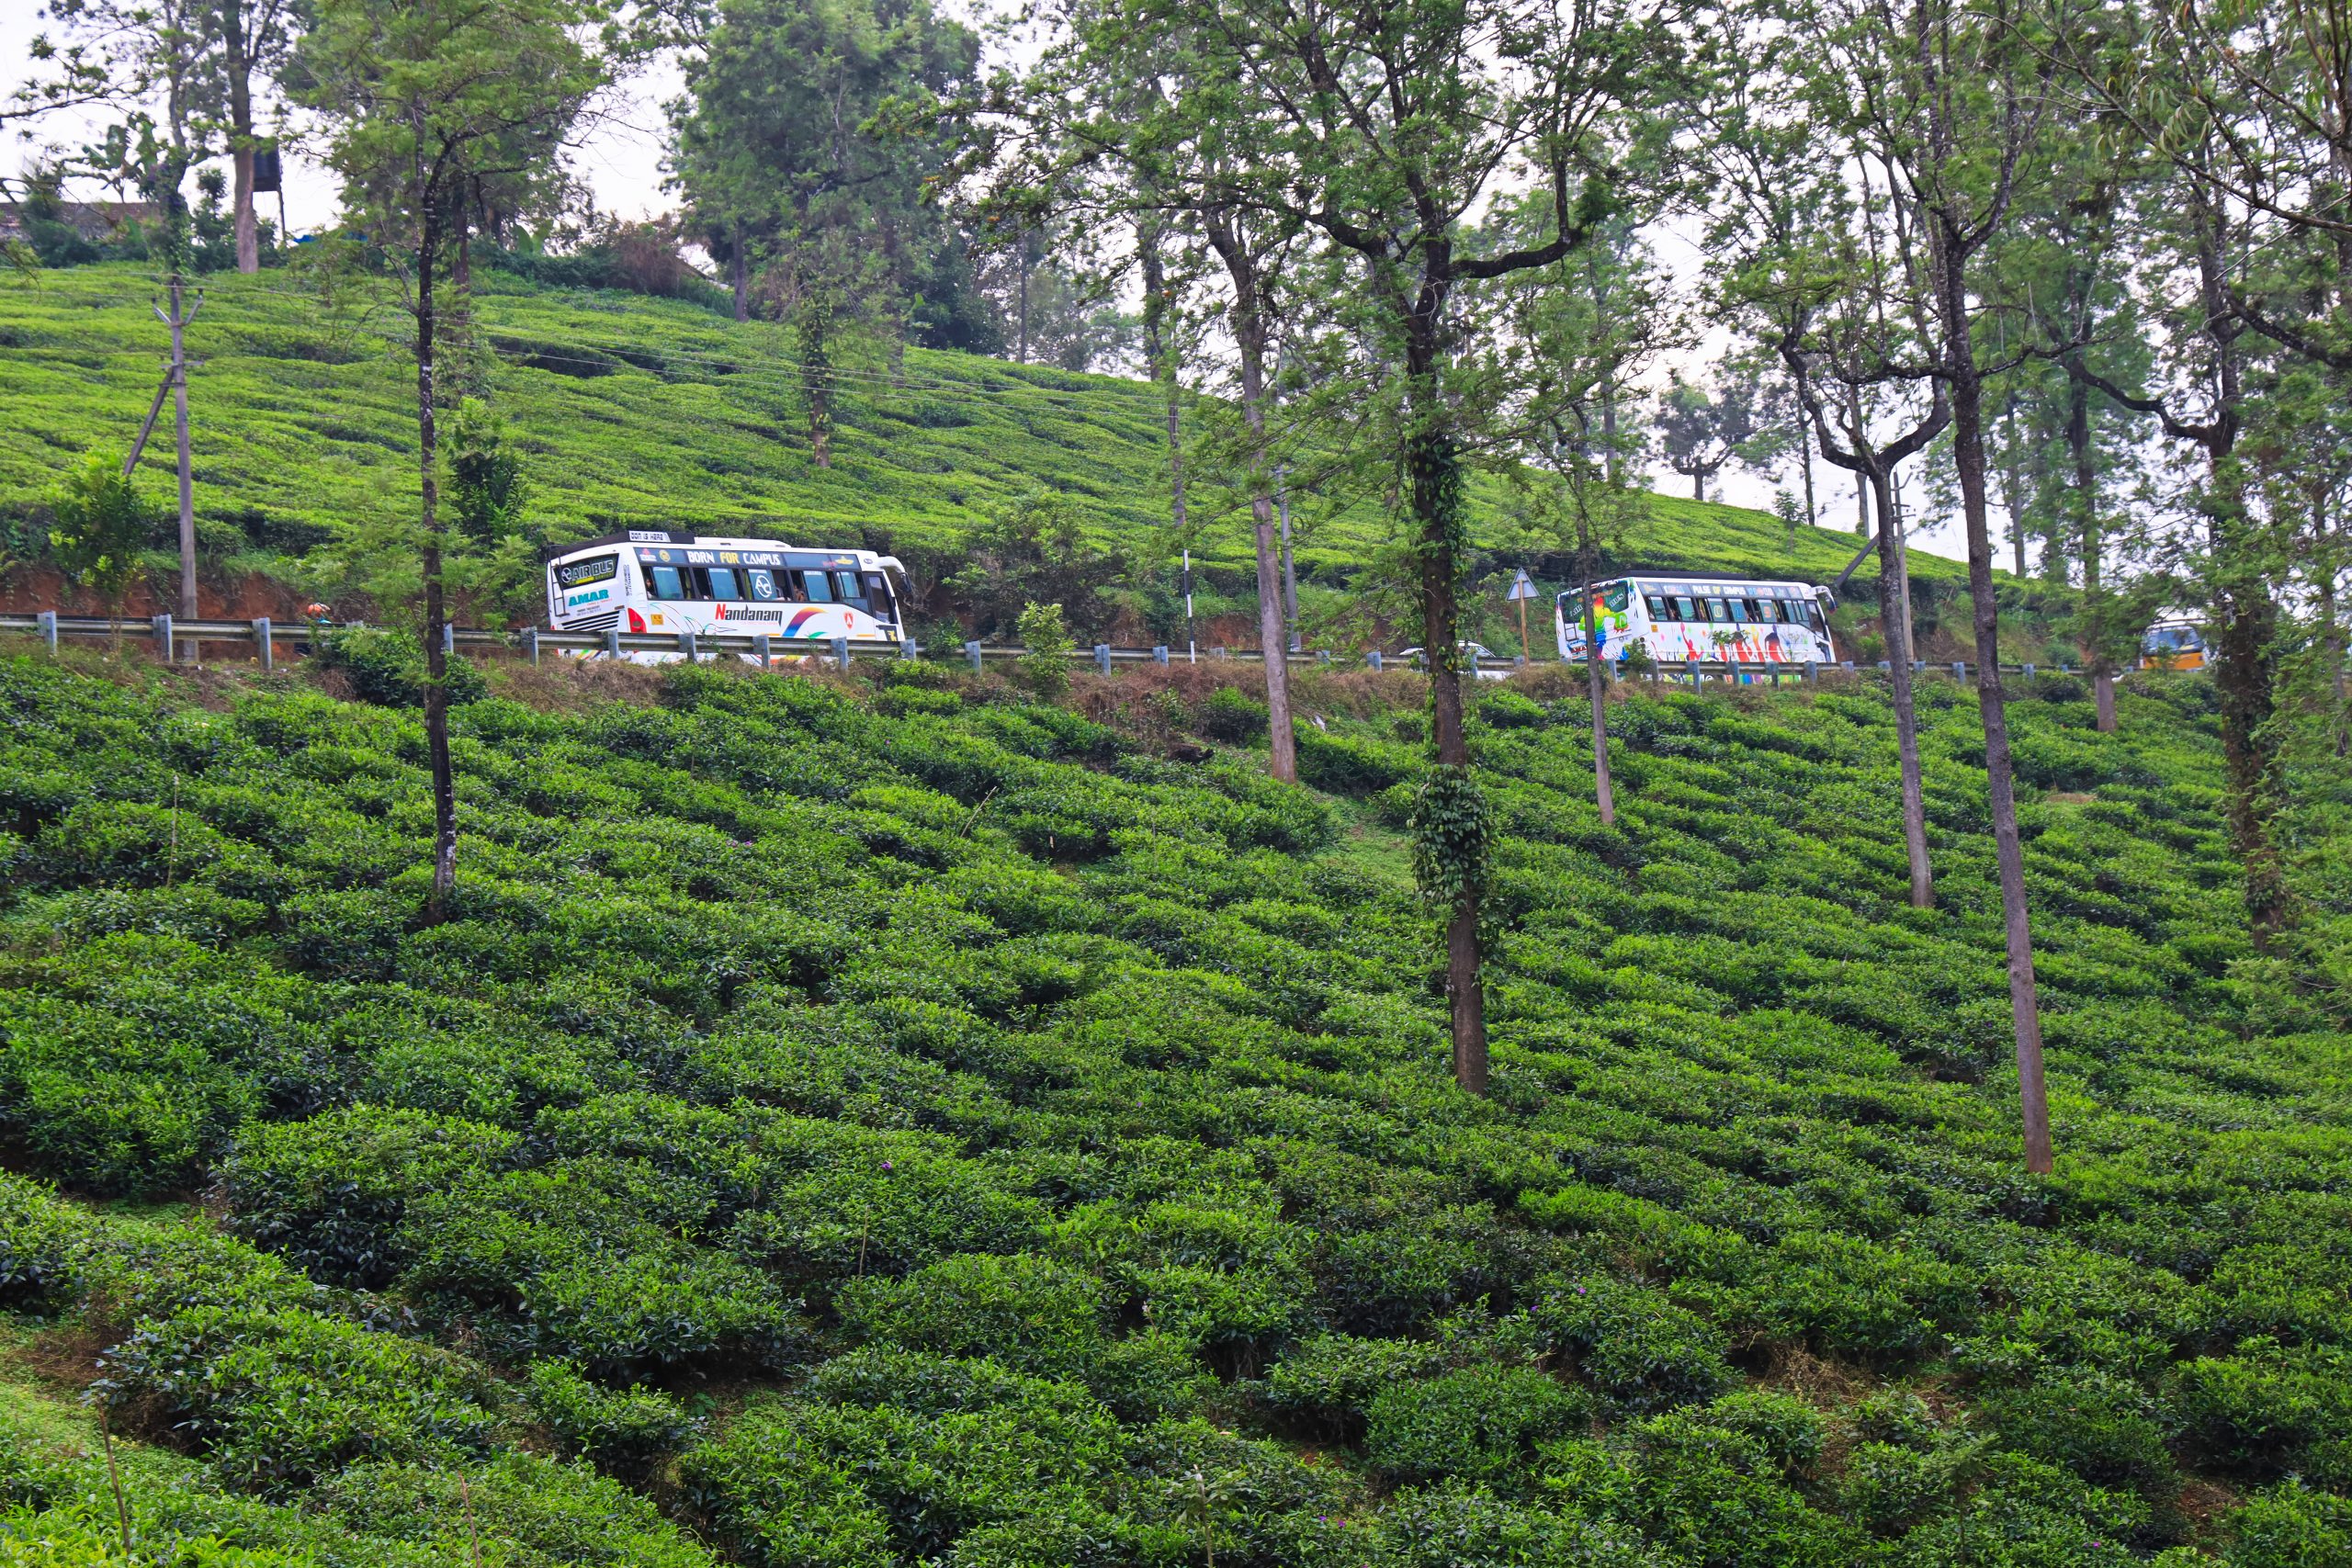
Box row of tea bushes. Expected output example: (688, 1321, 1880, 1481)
(1, 651, 2346, 1564)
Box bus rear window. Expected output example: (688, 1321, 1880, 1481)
(1601, 581, 1631, 613)
(649, 565, 690, 600)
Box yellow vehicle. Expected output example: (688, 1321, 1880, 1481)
(2137, 619, 2208, 671)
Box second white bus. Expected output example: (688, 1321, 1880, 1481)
(1558, 575, 1839, 666)
(546, 530, 909, 651)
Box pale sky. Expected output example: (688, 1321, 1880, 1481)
(2, 0, 1967, 562)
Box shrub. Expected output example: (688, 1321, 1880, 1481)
(220, 1107, 520, 1290)
(96, 1305, 503, 1493)
(318, 1452, 717, 1567)
(1293, 726, 1417, 795)
(1263, 1333, 1452, 1436)
(1014, 603, 1074, 700)
(834, 1251, 1107, 1376)
(1476, 690, 1546, 729)
(312, 626, 488, 708)
(522, 1359, 697, 1482)
(0, 1173, 91, 1313)
(2218, 1481, 2352, 1568)
(1194, 686, 1270, 743)
(1363, 1366, 1591, 1483)
(1528, 1277, 1735, 1410)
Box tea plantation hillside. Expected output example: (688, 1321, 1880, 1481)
(0, 263, 1974, 630)
(4, 650, 2347, 1567)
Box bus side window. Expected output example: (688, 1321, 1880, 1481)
(799, 570, 835, 603)
(1725, 598, 1750, 624)
(649, 564, 689, 601)
(747, 570, 781, 602)
(705, 567, 742, 601)
(863, 574, 893, 615)
(1754, 600, 1781, 623)
(1672, 595, 1698, 621)
(1704, 597, 1730, 621)
(833, 570, 865, 605)
(1647, 595, 1672, 620)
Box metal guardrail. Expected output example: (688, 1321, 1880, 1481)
(2, 611, 2088, 686)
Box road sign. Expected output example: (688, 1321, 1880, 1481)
(1507, 569, 1539, 601)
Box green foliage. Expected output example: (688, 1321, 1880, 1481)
(521, 1359, 696, 1481)
(311, 627, 488, 708)
(0, 645, 2341, 1563)
(44, 453, 156, 621)
(1012, 601, 1074, 699)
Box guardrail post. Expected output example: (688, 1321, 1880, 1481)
(1213, 647, 1228, 660)
(1093, 643, 1112, 675)
(1152, 645, 1169, 666)
(1366, 650, 1384, 671)
(2021, 662, 2035, 681)
(1685, 656, 1700, 689)
(1804, 659, 1818, 684)
(253, 617, 274, 672)
(1514, 654, 1527, 671)
(1877, 660, 1893, 673)
(152, 614, 173, 663)
(605, 626, 622, 659)
(37, 610, 57, 655)
(1839, 661, 1854, 672)
(831, 635, 851, 672)
(965, 640, 984, 673)
(899, 637, 921, 661)
(2057, 662, 2072, 675)
(441, 623, 455, 658)
(752, 633, 771, 668)
(1952, 661, 1966, 682)
(1912, 659, 1926, 677)
(679, 629, 697, 661)
(1317, 649, 1332, 667)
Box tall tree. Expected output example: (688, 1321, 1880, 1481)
(1707, 56, 1942, 914)
(297, 0, 609, 923)
(1111, 0, 1685, 1092)
(1654, 370, 1765, 502)
(211, 0, 296, 274)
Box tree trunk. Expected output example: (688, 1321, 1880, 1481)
(417, 200, 458, 926)
(2065, 374, 2117, 732)
(1800, 434, 1815, 529)
(1600, 377, 1621, 485)
(731, 221, 749, 323)
(1692, 470, 1705, 503)
(1939, 232, 2052, 1174)
(1214, 222, 1296, 785)
(1873, 467, 1933, 910)
(1583, 547, 1614, 827)
(2210, 462, 2290, 946)
(1016, 236, 1032, 365)
(1137, 216, 1187, 532)
(225, 0, 258, 275)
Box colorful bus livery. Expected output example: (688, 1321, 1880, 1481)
(1558, 576, 1838, 667)
(545, 530, 908, 653)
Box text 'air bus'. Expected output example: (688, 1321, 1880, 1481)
(546, 531, 908, 655)
(1559, 576, 1838, 667)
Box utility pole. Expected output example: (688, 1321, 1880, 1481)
(162, 277, 199, 653)
(123, 282, 202, 659)
(1277, 468, 1300, 652)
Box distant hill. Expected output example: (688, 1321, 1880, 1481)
(0, 262, 2018, 649)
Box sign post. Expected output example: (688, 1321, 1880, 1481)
(1507, 569, 1539, 660)
(1182, 548, 1195, 664)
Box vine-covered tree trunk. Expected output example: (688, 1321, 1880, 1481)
(415, 190, 458, 925)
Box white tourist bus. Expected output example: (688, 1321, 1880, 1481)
(545, 530, 909, 653)
(1558, 575, 1839, 667)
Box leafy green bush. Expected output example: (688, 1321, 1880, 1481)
(0, 1174, 91, 1312)
(1363, 1365, 1591, 1483)
(312, 626, 488, 708)
(1194, 685, 1270, 742)
(1529, 1277, 1736, 1410)
(317, 1452, 717, 1567)
(521, 1359, 697, 1481)
(96, 1305, 503, 1493)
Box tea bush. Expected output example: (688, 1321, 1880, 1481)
(0, 648, 2346, 1564)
